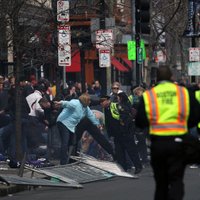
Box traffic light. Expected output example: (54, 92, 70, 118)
(140, 0, 150, 34)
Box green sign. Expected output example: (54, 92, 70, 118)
(137, 47, 143, 64)
(127, 41, 136, 60)
(127, 40, 146, 60)
(140, 40, 146, 59)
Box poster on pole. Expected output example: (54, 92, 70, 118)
(99, 49, 111, 68)
(57, 0, 69, 22)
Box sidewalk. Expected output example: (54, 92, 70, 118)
(0, 163, 28, 197)
(0, 160, 57, 197)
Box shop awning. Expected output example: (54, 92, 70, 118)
(111, 57, 129, 72)
(66, 52, 129, 72)
(66, 50, 81, 72)
(122, 57, 133, 69)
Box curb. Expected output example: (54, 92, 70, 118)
(0, 160, 59, 197)
(0, 185, 28, 197)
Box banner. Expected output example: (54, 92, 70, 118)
(184, 0, 200, 37)
(184, 0, 195, 37)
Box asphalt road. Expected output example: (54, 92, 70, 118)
(1, 166, 200, 200)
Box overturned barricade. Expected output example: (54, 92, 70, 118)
(0, 154, 137, 191)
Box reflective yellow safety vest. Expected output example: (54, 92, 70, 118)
(128, 95, 133, 105)
(143, 82, 190, 136)
(195, 90, 200, 128)
(195, 90, 200, 102)
(110, 102, 120, 120)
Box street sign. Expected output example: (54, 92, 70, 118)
(188, 62, 200, 75)
(127, 40, 146, 60)
(99, 49, 111, 68)
(58, 25, 71, 66)
(57, 0, 69, 22)
(140, 40, 146, 59)
(127, 41, 136, 60)
(137, 47, 143, 64)
(58, 44, 71, 66)
(91, 18, 115, 43)
(58, 25, 71, 45)
(96, 29, 113, 49)
(189, 48, 200, 62)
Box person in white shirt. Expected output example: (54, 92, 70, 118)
(25, 79, 50, 153)
(26, 90, 43, 117)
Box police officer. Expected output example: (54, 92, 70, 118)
(135, 65, 200, 200)
(101, 94, 142, 174)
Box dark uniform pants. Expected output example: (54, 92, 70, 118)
(150, 136, 186, 200)
(114, 132, 142, 171)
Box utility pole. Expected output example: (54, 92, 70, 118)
(79, 42, 86, 93)
(191, 38, 196, 83)
(52, 0, 61, 96)
(99, 0, 107, 95)
(191, 4, 196, 83)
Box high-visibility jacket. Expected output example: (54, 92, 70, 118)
(143, 82, 190, 136)
(128, 94, 140, 106)
(110, 101, 134, 127)
(195, 90, 200, 102)
(195, 90, 200, 129)
(128, 95, 133, 105)
(110, 102, 120, 120)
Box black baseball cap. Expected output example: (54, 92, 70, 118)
(100, 95, 110, 102)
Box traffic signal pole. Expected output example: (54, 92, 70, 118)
(131, 0, 136, 86)
(135, 0, 141, 86)
(134, 0, 150, 86)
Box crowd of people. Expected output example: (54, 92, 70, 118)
(1, 66, 200, 199)
(0, 74, 149, 173)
